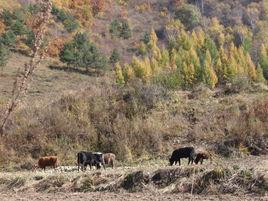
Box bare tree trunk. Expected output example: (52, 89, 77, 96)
(0, 0, 52, 135)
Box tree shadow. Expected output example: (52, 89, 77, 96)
(48, 65, 104, 76)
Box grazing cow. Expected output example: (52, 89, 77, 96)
(169, 147, 195, 166)
(103, 153, 116, 168)
(194, 152, 211, 164)
(77, 151, 105, 171)
(34, 156, 58, 171)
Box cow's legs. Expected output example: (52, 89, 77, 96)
(178, 159, 181, 166)
(201, 158, 203, 164)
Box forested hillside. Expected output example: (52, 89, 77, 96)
(0, 0, 267, 168)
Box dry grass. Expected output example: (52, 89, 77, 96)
(0, 156, 267, 196)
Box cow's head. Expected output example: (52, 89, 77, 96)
(32, 164, 38, 171)
(169, 158, 174, 166)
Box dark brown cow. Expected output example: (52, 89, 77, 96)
(34, 156, 58, 171)
(194, 152, 211, 164)
(103, 153, 115, 168)
(169, 147, 195, 166)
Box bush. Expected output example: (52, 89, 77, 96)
(60, 32, 107, 70)
(25, 30, 35, 48)
(120, 20, 131, 39)
(175, 4, 201, 30)
(141, 32, 150, 45)
(109, 49, 120, 64)
(11, 20, 27, 35)
(63, 18, 79, 33)
(109, 19, 131, 39)
(2, 9, 13, 26)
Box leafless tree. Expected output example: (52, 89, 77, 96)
(0, 0, 52, 135)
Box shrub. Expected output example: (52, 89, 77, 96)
(109, 49, 120, 64)
(25, 30, 35, 48)
(120, 20, 131, 39)
(63, 18, 79, 33)
(109, 19, 131, 39)
(141, 32, 150, 45)
(2, 9, 13, 26)
(0, 31, 16, 46)
(11, 20, 27, 35)
(175, 4, 201, 30)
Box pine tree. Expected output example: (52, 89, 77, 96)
(245, 53, 257, 81)
(225, 54, 238, 81)
(123, 64, 134, 82)
(143, 57, 152, 78)
(115, 62, 125, 85)
(148, 28, 161, 60)
(131, 56, 145, 79)
(214, 57, 223, 82)
(169, 48, 177, 69)
(160, 49, 170, 68)
(181, 62, 195, 88)
(138, 42, 147, 56)
(202, 50, 218, 88)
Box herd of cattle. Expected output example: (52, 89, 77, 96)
(33, 147, 211, 171)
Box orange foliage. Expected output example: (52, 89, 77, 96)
(47, 38, 65, 57)
(91, 0, 106, 15)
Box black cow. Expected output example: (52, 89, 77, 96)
(77, 151, 105, 171)
(169, 147, 195, 166)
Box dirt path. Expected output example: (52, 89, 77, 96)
(0, 192, 267, 201)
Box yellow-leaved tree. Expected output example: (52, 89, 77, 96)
(202, 50, 218, 88)
(115, 62, 125, 85)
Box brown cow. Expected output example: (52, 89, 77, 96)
(33, 156, 58, 171)
(103, 153, 115, 168)
(194, 152, 211, 165)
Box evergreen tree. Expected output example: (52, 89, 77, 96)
(11, 20, 27, 35)
(60, 32, 107, 70)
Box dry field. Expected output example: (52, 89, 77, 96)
(0, 156, 267, 201)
